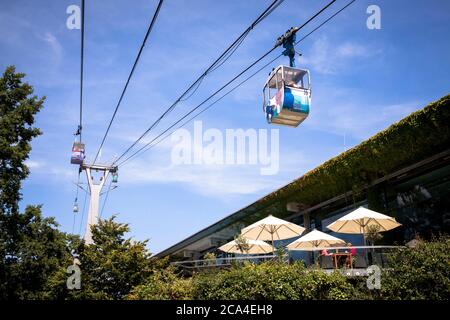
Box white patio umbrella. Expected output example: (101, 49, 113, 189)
(326, 207, 401, 244)
(241, 215, 305, 252)
(287, 229, 347, 251)
(218, 238, 274, 255)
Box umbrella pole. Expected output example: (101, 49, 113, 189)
(271, 231, 274, 256)
(360, 220, 365, 245)
(361, 221, 368, 264)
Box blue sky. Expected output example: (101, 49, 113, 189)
(1, 0, 449, 254)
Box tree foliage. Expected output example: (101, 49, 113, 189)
(191, 262, 354, 300)
(62, 217, 153, 300)
(0, 205, 72, 299)
(234, 234, 250, 253)
(0, 67, 70, 299)
(128, 263, 193, 300)
(0, 67, 155, 300)
(366, 225, 383, 245)
(131, 237, 450, 300)
(0, 66, 44, 214)
(377, 236, 450, 300)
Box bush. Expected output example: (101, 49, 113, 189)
(192, 262, 354, 300)
(375, 236, 450, 300)
(128, 266, 193, 300)
(128, 238, 450, 300)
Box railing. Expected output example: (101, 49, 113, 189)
(171, 254, 279, 269)
(171, 245, 403, 271)
(297, 245, 401, 251)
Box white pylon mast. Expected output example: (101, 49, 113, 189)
(81, 163, 117, 244)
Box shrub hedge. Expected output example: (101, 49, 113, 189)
(192, 262, 354, 300)
(130, 238, 450, 300)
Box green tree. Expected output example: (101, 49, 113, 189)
(63, 217, 153, 300)
(366, 225, 383, 245)
(0, 66, 71, 299)
(0, 67, 154, 300)
(0, 205, 73, 299)
(0, 66, 44, 214)
(234, 234, 250, 253)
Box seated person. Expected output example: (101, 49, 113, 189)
(345, 243, 356, 268)
(349, 244, 357, 256)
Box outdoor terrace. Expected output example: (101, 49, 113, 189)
(171, 245, 400, 277)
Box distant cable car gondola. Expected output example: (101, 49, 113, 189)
(112, 172, 118, 183)
(73, 200, 79, 213)
(263, 27, 311, 127)
(71, 142, 85, 165)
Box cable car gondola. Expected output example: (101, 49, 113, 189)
(71, 142, 85, 165)
(263, 27, 311, 127)
(263, 65, 311, 127)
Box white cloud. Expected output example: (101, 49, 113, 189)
(122, 162, 277, 196)
(40, 32, 63, 64)
(306, 97, 419, 140)
(25, 160, 43, 169)
(302, 36, 378, 75)
(303, 36, 336, 75)
(25, 160, 75, 186)
(116, 128, 311, 198)
(336, 43, 372, 58)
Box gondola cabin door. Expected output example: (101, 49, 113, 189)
(263, 65, 311, 127)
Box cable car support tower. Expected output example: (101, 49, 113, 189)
(80, 163, 118, 244)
